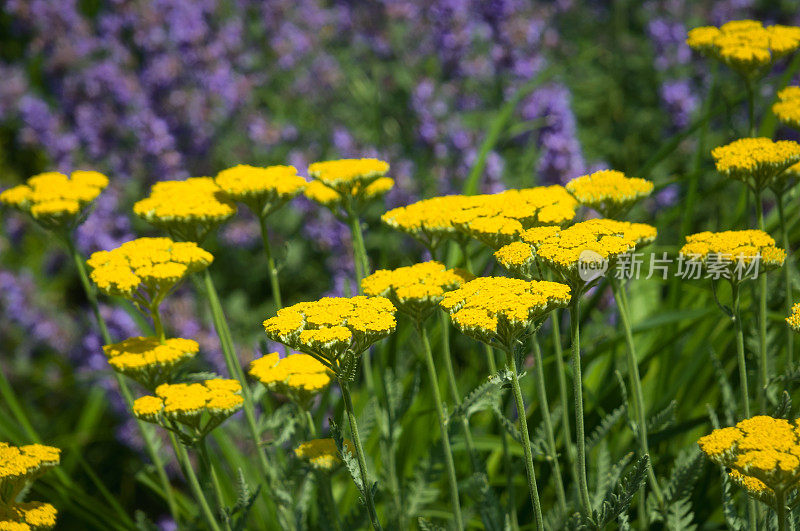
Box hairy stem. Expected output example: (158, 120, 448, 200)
(172, 437, 222, 531)
(731, 282, 751, 419)
(257, 215, 284, 311)
(198, 439, 232, 531)
(777, 194, 794, 369)
(570, 300, 592, 517)
(551, 311, 576, 482)
(755, 190, 768, 411)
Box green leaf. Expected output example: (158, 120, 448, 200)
(330, 418, 366, 497)
(418, 517, 447, 531)
(664, 497, 696, 531)
(647, 400, 677, 433)
(585, 404, 627, 450)
(463, 473, 505, 531)
(773, 390, 793, 420)
(592, 454, 649, 528)
(450, 370, 512, 421)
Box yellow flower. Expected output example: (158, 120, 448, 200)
(496, 219, 656, 286)
(0, 502, 58, 530)
(687, 20, 800, 77)
(773, 86, 800, 130)
(215, 164, 306, 217)
(680, 230, 785, 280)
(304, 174, 394, 214)
(87, 237, 212, 303)
(787, 303, 800, 331)
(0, 442, 60, 528)
(249, 352, 332, 407)
(294, 438, 354, 472)
(362, 261, 471, 321)
(263, 297, 396, 374)
(712, 137, 800, 191)
(382, 195, 481, 251)
(565, 169, 654, 217)
(440, 276, 570, 349)
(134, 177, 236, 242)
(103, 337, 199, 390)
(134, 379, 243, 438)
(699, 416, 800, 498)
(0, 170, 108, 231)
(308, 158, 389, 193)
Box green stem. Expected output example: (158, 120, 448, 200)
(374, 341, 404, 529)
(551, 311, 576, 480)
(745, 76, 756, 137)
(731, 282, 752, 419)
(778, 489, 788, 531)
(338, 378, 382, 531)
(612, 280, 664, 512)
(172, 438, 223, 531)
(417, 323, 464, 530)
(257, 215, 284, 311)
(504, 346, 544, 529)
(755, 190, 768, 411)
(570, 301, 592, 517)
(304, 409, 343, 531)
(777, 194, 794, 369)
(346, 210, 376, 395)
(200, 269, 283, 523)
(531, 337, 567, 515)
(198, 439, 232, 531)
(67, 236, 178, 524)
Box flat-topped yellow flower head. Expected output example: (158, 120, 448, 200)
(304, 176, 394, 214)
(772, 86, 800, 130)
(0, 170, 108, 231)
(294, 438, 354, 472)
(687, 20, 800, 77)
(103, 337, 199, 390)
(497, 219, 656, 287)
(308, 158, 389, 192)
(680, 230, 785, 281)
(566, 169, 654, 217)
(440, 276, 570, 349)
(87, 237, 212, 305)
(0, 502, 58, 530)
(361, 261, 472, 322)
(249, 352, 332, 407)
(786, 303, 800, 331)
(134, 177, 236, 243)
(699, 416, 800, 497)
(215, 164, 306, 217)
(134, 379, 243, 439)
(382, 195, 481, 251)
(263, 296, 396, 376)
(712, 137, 800, 191)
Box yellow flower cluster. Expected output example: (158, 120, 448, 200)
(308, 158, 389, 191)
(249, 352, 332, 407)
(215, 164, 306, 217)
(0, 171, 108, 230)
(304, 177, 394, 210)
(294, 438, 353, 472)
(698, 416, 800, 498)
(134, 177, 236, 242)
(711, 137, 800, 190)
(0, 443, 60, 530)
(680, 230, 786, 277)
(786, 303, 800, 331)
(87, 237, 212, 303)
(687, 20, 800, 76)
(565, 169, 654, 217)
(382, 186, 577, 251)
(440, 276, 571, 348)
(134, 379, 243, 438)
(772, 86, 800, 129)
(361, 261, 471, 321)
(263, 297, 397, 368)
(103, 337, 199, 390)
(496, 219, 656, 285)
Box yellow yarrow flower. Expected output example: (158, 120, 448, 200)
(382, 195, 481, 251)
(565, 169, 654, 217)
(103, 337, 199, 390)
(308, 158, 389, 193)
(215, 164, 306, 217)
(712, 137, 800, 191)
(0, 442, 60, 530)
(0, 502, 58, 531)
(134, 177, 236, 242)
(440, 276, 570, 349)
(687, 20, 800, 77)
(133, 379, 243, 440)
(294, 438, 354, 472)
(249, 352, 332, 407)
(0, 170, 108, 231)
(786, 303, 800, 331)
(304, 177, 394, 213)
(772, 86, 800, 130)
(87, 237, 212, 304)
(361, 261, 472, 321)
(263, 296, 396, 377)
(680, 230, 785, 281)
(699, 416, 800, 500)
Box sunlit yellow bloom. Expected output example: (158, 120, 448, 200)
(0, 170, 108, 231)
(382, 195, 481, 250)
(362, 261, 471, 321)
(87, 237, 212, 304)
(565, 169, 654, 217)
(263, 297, 396, 375)
(308, 158, 389, 192)
(440, 276, 570, 349)
(0, 442, 60, 530)
(699, 416, 800, 498)
(680, 230, 785, 280)
(294, 438, 354, 472)
(215, 164, 306, 217)
(304, 177, 394, 212)
(787, 303, 800, 331)
(772, 86, 800, 130)
(249, 352, 332, 407)
(687, 20, 800, 77)
(103, 337, 199, 390)
(0, 502, 58, 530)
(134, 177, 236, 242)
(712, 137, 800, 191)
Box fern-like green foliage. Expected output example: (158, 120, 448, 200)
(585, 404, 627, 450)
